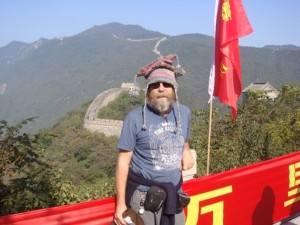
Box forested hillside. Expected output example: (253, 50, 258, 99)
(1, 83, 300, 216)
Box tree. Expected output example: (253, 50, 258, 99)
(190, 83, 300, 176)
(0, 118, 78, 215)
(99, 90, 144, 120)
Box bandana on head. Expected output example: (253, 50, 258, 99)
(137, 54, 177, 77)
(136, 54, 185, 89)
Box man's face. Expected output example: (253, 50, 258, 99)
(147, 82, 176, 114)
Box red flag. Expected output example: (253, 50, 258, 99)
(213, 0, 253, 119)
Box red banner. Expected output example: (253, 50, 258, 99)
(184, 151, 300, 225)
(213, 0, 253, 119)
(1, 151, 300, 225)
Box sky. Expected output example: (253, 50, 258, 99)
(0, 0, 300, 48)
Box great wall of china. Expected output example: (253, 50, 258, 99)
(83, 83, 136, 137)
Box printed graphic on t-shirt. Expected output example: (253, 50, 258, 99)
(149, 121, 184, 171)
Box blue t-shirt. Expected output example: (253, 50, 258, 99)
(117, 103, 191, 186)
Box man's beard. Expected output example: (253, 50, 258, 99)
(147, 96, 175, 114)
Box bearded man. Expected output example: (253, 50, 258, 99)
(113, 55, 194, 225)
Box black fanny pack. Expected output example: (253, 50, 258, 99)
(144, 185, 191, 213)
(144, 185, 167, 212)
(177, 192, 190, 208)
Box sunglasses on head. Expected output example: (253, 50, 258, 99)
(149, 82, 173, 89)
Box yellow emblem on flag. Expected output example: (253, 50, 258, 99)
(220, 62, 228, 77)
(222, 0, 232, 22)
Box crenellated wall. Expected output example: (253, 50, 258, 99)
(83, 84, 130, 137)
(83, 118, 123, 137)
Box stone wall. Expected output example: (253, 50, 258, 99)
(83, 85, 129, 137)
(83, 118, 123, 137)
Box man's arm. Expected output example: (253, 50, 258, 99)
(181, 141, 194, 171)
(114, 149, 133, 225)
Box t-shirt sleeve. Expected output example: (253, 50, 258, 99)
(117, 111, 137, 151)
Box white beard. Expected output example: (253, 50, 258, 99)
(147, 97, 174, 113)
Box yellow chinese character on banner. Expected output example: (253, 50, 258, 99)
(186, 186, 232, 225)
(284, 162, 300, 207)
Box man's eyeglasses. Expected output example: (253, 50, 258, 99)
(149, 82, 173, 89)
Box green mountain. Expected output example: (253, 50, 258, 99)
(0, 22, 299, 133)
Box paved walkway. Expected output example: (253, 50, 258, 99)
(283, 216, 300, 225)
(274, 214, 300, 225)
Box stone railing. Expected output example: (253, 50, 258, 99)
(83, 118, 123, 137)
(83, 86, 126, 137)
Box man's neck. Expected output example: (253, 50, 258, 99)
(159, 110, 170, 116)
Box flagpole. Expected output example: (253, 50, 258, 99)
(207, 97, 213, 175)
(206, 0, 218, 176)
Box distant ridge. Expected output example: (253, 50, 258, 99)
(263, 44, 300, 51)
(0, 22, 299, 133)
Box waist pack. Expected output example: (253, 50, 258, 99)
(144, 185, 167, 212)
(177, 192, 190, 208)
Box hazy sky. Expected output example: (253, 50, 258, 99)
(0, 0, 299, 48)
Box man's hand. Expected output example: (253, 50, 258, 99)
(181, 142, 194, 171)
(114, 204, 127, 225)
